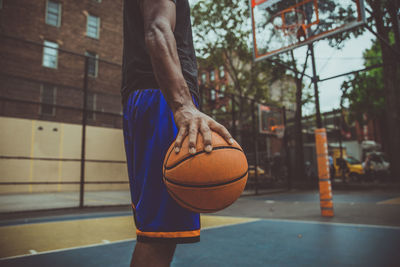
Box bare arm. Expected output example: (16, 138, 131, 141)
(140, 0, 233, 154)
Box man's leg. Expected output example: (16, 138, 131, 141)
(131, 242, 177, 267)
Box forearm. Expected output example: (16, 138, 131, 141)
(145, 22, 195, 113)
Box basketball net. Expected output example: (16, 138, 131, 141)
(272, 8, 306, 46)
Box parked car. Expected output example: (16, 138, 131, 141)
(363, 152, 390, 180)
(335, 156, 364, 181)
(248, 165, 265, 177)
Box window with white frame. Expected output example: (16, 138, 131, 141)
(87, 92, 97, 120)
(46, 1, 61, 27)
(219, 85, 226, 97)
(87, 14, 100, 39)
(42, 40, 59, 69)
(40, 84, 56, 116)
(201, 73, 207, 84)
(85, 51, 98, 77)
(210, 89, 216, 101)
(209, 70, 215, 81)
(219, 66, 225, 78)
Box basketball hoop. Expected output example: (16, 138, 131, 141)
(250, 0, 366, 61)
(271, 8, 306, 45)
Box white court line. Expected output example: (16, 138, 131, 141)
(0, 238, 137, 261)
(1, 217, 399, 261)
(256, 218, 400, 230)
(0, 219, 260, 261)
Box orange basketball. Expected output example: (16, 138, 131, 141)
(163, 131, 248, 213)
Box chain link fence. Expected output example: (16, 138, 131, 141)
(0, 35, 296, 213)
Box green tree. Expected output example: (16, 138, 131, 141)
(366, 0, 400, 180)
(343, 0, 400, 179)
(341, 39, 385, 121)
(191, 0, 367, 182)
(191, 0, 288, 145)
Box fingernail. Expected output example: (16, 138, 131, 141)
(189, 147, 196, 154)
(205, 145, 212, 152)
(229, 138, 234, 144)
(175, 147, 180, 153)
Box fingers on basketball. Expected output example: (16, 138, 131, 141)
(199, 122, 212, 153)
(174, 127, 188, 153)
(209, 121, 234, 145)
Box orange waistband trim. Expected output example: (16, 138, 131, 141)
(136, 229, 200, 238)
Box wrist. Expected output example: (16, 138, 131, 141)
(170, 98, 196, 113)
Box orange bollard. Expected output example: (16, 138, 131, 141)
(315, 128, 334, 217)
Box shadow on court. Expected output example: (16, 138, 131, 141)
(1, 190, 400, 266)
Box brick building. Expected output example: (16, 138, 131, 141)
(198, 60, 230, 113)
(0, 0, 123, 128)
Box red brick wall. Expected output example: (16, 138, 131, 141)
(0, 0, 123, 128)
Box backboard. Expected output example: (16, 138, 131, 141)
(250, 0, 366, 61)
(258, 104, 284, 137)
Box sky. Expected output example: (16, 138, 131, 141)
(296, 30, 374, 115)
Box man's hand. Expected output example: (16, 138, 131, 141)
(173, 103, 234, 154)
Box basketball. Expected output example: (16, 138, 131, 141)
(163, 131, 248, 213)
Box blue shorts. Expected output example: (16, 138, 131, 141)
(122, 89, 200, 243)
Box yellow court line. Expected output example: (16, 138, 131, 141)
(0, 215, 256, 259)
(377, 197, 400, 205)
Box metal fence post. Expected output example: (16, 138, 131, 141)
(251, 100, 259, 195)
(79, 56, 89, 208)
(283, 106, 292, 190)
(231, 94, 236, 139)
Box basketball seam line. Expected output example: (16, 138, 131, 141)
(165, 187, 235, 213)
(163, 170, 248, 188)
(164, 146, 243, 170)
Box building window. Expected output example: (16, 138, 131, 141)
(201, 73, 207, 85)
(0, 0, 3, 9)
(209, 70, 215, 81)
(46, 0, 61, 27)
(85, 51, 98, 77)
(87, 92, 97, 120)
(42, 40, 58, 69)
(219, 66, 225, 78)
(40, 84, 56, 116)
(219, 85, 226, 97)
(210, 89, 216, 101)
(87, 14, 100, 39)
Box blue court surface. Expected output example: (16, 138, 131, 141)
(1, 218, 399, 267)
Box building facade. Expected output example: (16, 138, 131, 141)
(0, 0, 123, 128)
(0, 0, 127, 195)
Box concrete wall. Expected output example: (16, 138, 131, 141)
(0, 116, 129, 194)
